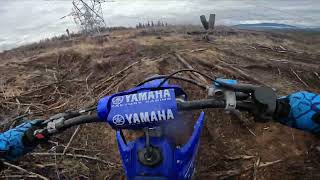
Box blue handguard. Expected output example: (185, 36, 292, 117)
(277, 91, 320, 134)
(0, 120, 40, 160)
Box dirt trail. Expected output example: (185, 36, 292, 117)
(0, 26, 319, 179)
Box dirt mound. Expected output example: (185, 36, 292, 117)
(0, 26, 319, 179)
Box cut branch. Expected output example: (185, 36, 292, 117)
(175, 53, 208, 84)
(203, 159, 283, 178)
(216, 58, 267, 86)
(3, 161, 49, 180)
(97, 74, 128, 99)
(63, 125, 81, 154)
(291, 68, 310, 88)
(224, 155, 255, 160)
(30, 153, 120, 168)
(314, 72, 320, 80)
(94, 60, 140, 91)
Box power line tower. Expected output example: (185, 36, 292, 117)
(72, 0, 107, 35)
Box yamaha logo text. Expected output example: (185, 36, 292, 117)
(112, 108, 175, 126)
(111, 90, 172, 107)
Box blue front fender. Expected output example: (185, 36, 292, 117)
(116, 112, 205, 180)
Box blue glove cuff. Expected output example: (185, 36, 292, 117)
(279, 91, 320, 134)
(0, 121, 39, 160)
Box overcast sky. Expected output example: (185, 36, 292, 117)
(0, 0, 319, 51)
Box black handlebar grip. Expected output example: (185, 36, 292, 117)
(177, 99, 225, 111)
(62, 115, 101, 130)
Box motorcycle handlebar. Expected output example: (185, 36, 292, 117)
(60, 99, 254, 130)
(28, 98, 261, 142)
(177, 99, 254, 111)
(60, 99, 227, 129)
(177, 99, 225, 110)
(62, 114, 101, 130)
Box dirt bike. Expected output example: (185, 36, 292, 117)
(25, 69, 281, 180)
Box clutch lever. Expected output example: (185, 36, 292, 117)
(29, 108, 96, 141)
(41, 107, 95, 125)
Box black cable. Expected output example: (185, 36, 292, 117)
(136, 75, 207, 89)
(9, 106, 97, 123)
(157, 69, 216, 88)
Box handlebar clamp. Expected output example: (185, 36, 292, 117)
(210, 79, 237, 112)
(225, 90, 236, 112)
(47, 118, 65, 134)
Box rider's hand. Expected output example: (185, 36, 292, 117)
(275, 91, 320, 134)
(0, 120, 44, 160)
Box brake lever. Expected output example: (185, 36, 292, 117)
(229, 86, 277, 122)
(214, 81, 259, 93)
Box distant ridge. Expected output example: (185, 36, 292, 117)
(233, 23, 299, 30)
